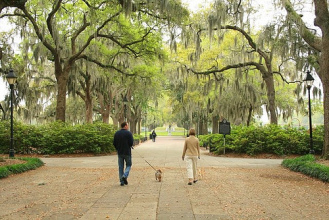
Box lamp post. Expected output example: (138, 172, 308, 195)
(6, 69, 17, 158)
(123, 96, 128, 121)
(154, 119, 155, 131)
(304, 70, 315, 154)
(196, 104, 201, 137)
(144, 112, 147, 139)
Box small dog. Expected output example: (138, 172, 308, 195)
(198, 168, 205, 180)
(155, 169, 162, 182)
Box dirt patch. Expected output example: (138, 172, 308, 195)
(0, 158, 26, 167)
(317, 159, 329, 167)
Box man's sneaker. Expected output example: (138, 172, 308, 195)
(120, 183, 124, 186)
(122, 176, 128, 185)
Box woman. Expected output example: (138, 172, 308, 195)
(182, 128, 200, 185)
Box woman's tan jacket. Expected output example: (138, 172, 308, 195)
(182, 135, 200, 158)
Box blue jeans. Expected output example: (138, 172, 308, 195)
(118, 155, 132, 184)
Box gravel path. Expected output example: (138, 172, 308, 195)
(0, 136, 328, 220)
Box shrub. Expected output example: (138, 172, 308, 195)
(0, 166, 11, 179)
(0, 121, 116, 155)
(282, 155, 329, 182)
(203, 124, 324, 156)
(0, 157, 44, 179)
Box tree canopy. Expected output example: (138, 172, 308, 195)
(0, 0, 327, 158)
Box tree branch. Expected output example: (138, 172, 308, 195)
(273, 71, 302, 84)
(283, 0, 322, 52)
(183, 61, 264, 81)
(68, 10, 122, 64)
(82, 0, 107, 9)
(20, 7, 56, 55)
(79, 54, 135, 76)
(71, 14, 90, 55)
(97, 26, 154, 57)
(198, 25, 271, 70)
(0, 0, 27, 13)
(46, 0, 62, 39)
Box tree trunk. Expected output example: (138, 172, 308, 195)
(102, 108, 110, 124)
(85, 95, 93, 123)
(137, 118, 141, 135)
(55, 67, 67, 122)
(112, 118, 119, 129)
(98, 93, 111, 124)
(85, 75, 93, 123)
(246, 104, 253, 126)
(320, 28, 329, 158)
(201, 117, 207, 135)
(313, 0, 329, 158)
(263, 74, 278, 124)
(212, 116, 219, 133)
(323, 73, 329, 158)
(130, 118, 137, 134)
(198, 119, 203, 135)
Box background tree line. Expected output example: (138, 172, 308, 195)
(0, 0, 328, 158)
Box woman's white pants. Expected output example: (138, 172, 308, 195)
(185, 156, 198, 179)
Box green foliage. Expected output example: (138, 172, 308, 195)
(0, 166, 11, 179)
(133, 134, 144, 140)
(282, 155, 329, 182)
(0, 121, 116, 155)
(0, 157, 44, 179)
(199, 125, 324, 156)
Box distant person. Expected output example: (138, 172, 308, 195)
(182, 128, 200, 185)
(151, 130, 157, 142)
(113, 122, 134, 186)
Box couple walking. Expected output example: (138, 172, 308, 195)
(113, 122, 200, 186)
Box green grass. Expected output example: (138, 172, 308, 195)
(0, 157, 44, 179)
(149, 127, 187, 136)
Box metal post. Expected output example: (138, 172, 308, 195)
(124, 104, 127, 122)
(223, 134, 226, 155)
(307, 85, 314, 154)
(9, 84, 14, 158)
(144, 114, 147, 139)
(123, 95, 128, 122)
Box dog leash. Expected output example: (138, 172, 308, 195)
(133, 148, 157, 171)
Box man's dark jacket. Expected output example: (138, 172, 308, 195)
(113, 129, 134, 155)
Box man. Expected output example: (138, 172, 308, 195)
(151, 130, 157, 142)
(113, 122, 134, 186)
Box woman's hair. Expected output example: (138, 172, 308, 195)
(189, 128, 196, 136)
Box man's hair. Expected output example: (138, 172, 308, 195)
(189, 128, 196, 136)
(121, 122, 128, 128)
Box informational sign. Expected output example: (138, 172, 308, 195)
(219, 119, 231, 135)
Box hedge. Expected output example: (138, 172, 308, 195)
(0, 121, 116, 155)
(0, 157, 44, 179)
(282, 155, 329, 182)
(199, 124, 324, 156)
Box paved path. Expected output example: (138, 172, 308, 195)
(1, 136, 329, 220)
